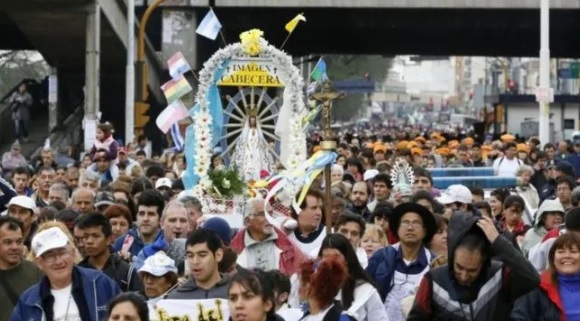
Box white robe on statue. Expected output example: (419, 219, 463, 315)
(232, 118, 274, 181)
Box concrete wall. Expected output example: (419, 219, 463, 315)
(214, 0, 580, 8)
(506, 102, 580, 141)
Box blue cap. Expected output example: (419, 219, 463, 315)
(202, 217, 232, 246)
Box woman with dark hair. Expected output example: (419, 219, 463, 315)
(346, 158, 364, 181)
(107, 292, 149, 321)
(298, 257, 356, 321)
(317, 234, 387, 321)
(411, 190, 435, 214)
(511, 233, 580, 320)
(428, 214, 448, 256)
(227, 269, 284, 321)
(210, 153, 224, 170)
(490, 188, 511, 221)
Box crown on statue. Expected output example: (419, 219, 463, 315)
(247, 104, 259, 117)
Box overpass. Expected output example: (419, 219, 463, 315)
(1, 0, 579, 154)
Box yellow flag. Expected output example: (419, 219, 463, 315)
(285, 13, 306, 33)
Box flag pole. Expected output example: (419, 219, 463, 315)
(219, 30, 228, 48)
(280, 31, 293, 50)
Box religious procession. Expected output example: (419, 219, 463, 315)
(1, 7, 580, 321)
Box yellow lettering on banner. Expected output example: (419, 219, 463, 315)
(218, 62, 283, 87)
(155, 300, 224, 321)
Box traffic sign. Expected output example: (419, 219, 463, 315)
(218, 58, 283, 87)
(535, 87, 554, 103)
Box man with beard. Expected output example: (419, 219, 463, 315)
(0, 217, 42, 321)
(349, 181, 372, 221)
(231, 197, 304, 276)
(408, 214, 538, 321)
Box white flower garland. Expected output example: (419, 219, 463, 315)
(192, 37, 307, 198)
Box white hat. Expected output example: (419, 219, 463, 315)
(8, 196, 36, 212)
(138, 252, 177, 276)
(363, 169, 379, 181)
(31, 227, 69, 258)
(155, 178, 172, 189)
(436, 184, 473, 205)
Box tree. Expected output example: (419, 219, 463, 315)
(324, 55, 392, 120)
(0, 50, 50, 99)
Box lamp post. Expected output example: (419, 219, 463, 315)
(538, 0, 552, 145)
(310, 81, 345, 233)
(125, 0, 135, 145)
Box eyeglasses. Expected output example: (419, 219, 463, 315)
(40, 249, 72, 263)
(399, 221, 423, 230)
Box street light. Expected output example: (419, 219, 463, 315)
(537, 0, 552, 144)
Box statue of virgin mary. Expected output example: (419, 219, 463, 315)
(232, 111, 275, 181)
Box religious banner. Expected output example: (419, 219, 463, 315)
(150, 299, 230, 321)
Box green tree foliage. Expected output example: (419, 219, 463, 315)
(0, 51, 50, 99)
(325, 55, 392, 120)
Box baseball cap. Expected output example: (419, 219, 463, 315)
(436, 184, 472, 204)
(155, 178, 172, 189)
(95, 191, 116, 208)
(363, 169, 379, 181)
(31, 227, 69, 258)
(8, 196, 37, 212)
(138, 252, 177, 276)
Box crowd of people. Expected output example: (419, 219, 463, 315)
(1, 120, 580, 321)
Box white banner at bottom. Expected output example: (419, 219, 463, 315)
(150, 298, 230, 321)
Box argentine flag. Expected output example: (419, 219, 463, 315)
(196, 9, 222, 40)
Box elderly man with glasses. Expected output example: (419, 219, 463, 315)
(10, 227, 120, 321)
(231, 197, 305, 276)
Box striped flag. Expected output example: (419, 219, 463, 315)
(167, 51, 191, 81)
(156, 100, 189, 134)
(170, 123, 184, 151)
(196, 9, 222, 40)
(160, 74, 192, 104)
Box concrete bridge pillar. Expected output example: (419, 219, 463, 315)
(83, 1, 101, 152)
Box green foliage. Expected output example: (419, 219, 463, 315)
(325, 55, 392, 120)
(207, 166, 245, 198)
(0, 51, 50, 98)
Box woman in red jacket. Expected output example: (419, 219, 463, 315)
(511, 232, 580, 321)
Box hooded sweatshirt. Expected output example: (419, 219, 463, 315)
(407, 214, 539, 321)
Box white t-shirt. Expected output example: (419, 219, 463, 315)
(356, 247, 368, 269)
(493, 156, 521, 177)
(51, 284, 82, 321)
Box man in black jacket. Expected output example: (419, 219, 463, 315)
(408, 214, 539, 321)
(77, 213, 143, 292)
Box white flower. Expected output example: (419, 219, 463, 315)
(216, 203, 226, 213)
(200, 177, 213, 191)
(222, 178, 231, 189)
(194, 165, 206, 177)
(215, 164, 226, 172)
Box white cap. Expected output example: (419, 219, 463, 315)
(8, 196, 36, 212)
(31, 227, 69, 258)
(363, 169, 379, 181)
(436, 184, 473, 205)
(138, 252, 177, 276)
(155, 178, 172, 189)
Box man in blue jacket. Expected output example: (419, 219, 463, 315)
(10, 227, 120, 321)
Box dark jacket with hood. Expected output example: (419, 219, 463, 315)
(407, 214, 539, 321)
